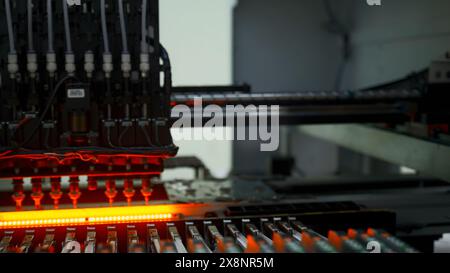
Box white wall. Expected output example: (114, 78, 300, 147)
(159, 0, 236, 179)
(159, 0, 450, 178)
(232, 0, 450, 176)
(343, 0, 450, 90)
(232, 0, 344, 175)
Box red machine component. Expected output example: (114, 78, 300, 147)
(122, 177, 136, 205)
(30, 178, 44, 210)
(0, 147, 176, 210)
(11, 179, 25, 211)
(105, 178, 118, 206)
(49, 177, 63, 209)
(141, 176, 153, 205)
(68, 176, 81, 208)
(0, 150, 173, 179)
(87, 177, 98, 191)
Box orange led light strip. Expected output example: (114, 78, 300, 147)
(0, 205, 177, 229)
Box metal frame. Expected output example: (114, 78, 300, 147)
(299, 124, 450, 182)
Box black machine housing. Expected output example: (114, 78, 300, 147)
(0, 0, 177, 179)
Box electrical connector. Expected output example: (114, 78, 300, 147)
(84, 51, 95, 78)
(103, 53, 113, 78)
(65, 53, 76, 76)
(46, 52, 57, 77)
(27, 52, 38, 78)
(140, 53, 150, 77)
(7, 53, 18, 79)
(121, 53, 131, 78)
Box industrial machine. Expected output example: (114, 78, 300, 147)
(0, 0, 448, 254)
(0, 0, 176, 211)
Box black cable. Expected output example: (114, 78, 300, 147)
(160, 44, 173, 118)
(322, 0, 350, 91)
(8, 116, 32, 147)
(322, 0, 346, 35)
(105, 78, 112, 97)
(106, 126, 116, 148)
(43, 127, 51, 149)
(140, 125, 153, 147)
(118, 126, 130, 146)
(144, 38, 172, 81)
(160, 45, 171, 71)
(17, 75, 77, 149)
(48, 78, 55, 119)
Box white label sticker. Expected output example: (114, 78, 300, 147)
(67, 89, 85, 98)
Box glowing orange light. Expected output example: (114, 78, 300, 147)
(0, 205, 179, 229)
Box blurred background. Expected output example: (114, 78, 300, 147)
(160, 0, 450, 180)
